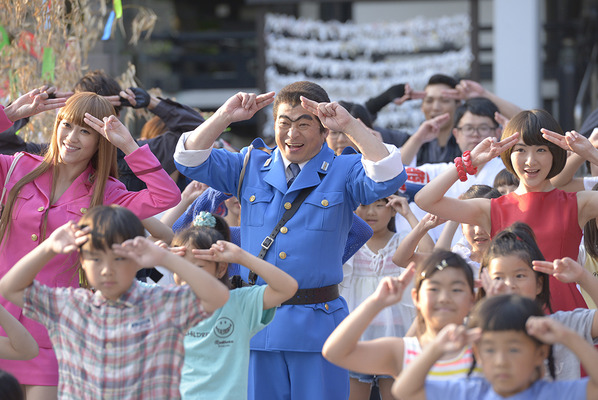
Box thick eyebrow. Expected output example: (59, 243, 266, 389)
(278, 114, 314, 123)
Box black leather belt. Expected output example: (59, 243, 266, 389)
(282, 285, 339, 306)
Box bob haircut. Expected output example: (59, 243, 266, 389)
(272, 81, 330, 133)
(0, 92, 118, 245)
(77, 205, 145, 288)
(467, 294, 555, 379)
(78, 205, 145, 252)
(493, 168, 519, 189)
(500, 109, 567, 180)
(479, 222, 551, 312)
(171, 213, 231, 287)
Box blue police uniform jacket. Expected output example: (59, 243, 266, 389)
(176, 139, 406, 352)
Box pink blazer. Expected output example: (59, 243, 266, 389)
(0, 145, 180, 347)
(0, 106, 12, 132)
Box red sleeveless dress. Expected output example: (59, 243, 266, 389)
(491, 189, 588, 312)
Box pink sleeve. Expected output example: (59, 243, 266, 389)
(0, 106, 14, 132)
(103, 144, 181, 219)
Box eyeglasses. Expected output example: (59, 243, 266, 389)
(455, 124, 496, 136)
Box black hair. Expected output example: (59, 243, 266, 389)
(459, 184, 502, 201)
(478, 222, 552, 312)
(273, 81, 330, 132)
(467, 294, 556, 380)
(500, 109, 567, 180)
(427, 74, 458, 89)
(453, 97, 499, 128)
(413, 250, 474, 336)
(338, 101, 374, 129)
(73, 70, 123, 114)
(78, 205, 145, 253)
(77, 205, 145, 288)
(171, 213, 231, 287)
(0, 370, 24, 400)
(493, 168, 520, 190)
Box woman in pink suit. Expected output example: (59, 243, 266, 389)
(0, 90, 181, 398)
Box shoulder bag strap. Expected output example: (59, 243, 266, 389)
(247, 184, 317, 285)
(0, 152, 24, 216)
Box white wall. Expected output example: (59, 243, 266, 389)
(493, 0, 541, 109)
(353, 1, 468, 23)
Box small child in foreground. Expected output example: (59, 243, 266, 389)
(169, 212, 297, 399)
(392, 294, 598, 400)
(0, 205, 229, 399)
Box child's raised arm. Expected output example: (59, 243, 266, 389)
(526, 316, 598, 399)
(0, 304, 38, 360)
(322, 265, 414, 378)
(113, 237, 229, 313)
(388, 195, 437, 252)
(391, 323, 481, 400)
(142, 217, 174, 244)
(533, 257, 598, 339)
(0, 221, 88, 308)
(160, 181, 208, 229)
(392, 213, 442, 268)
(192, 241, 298, 309)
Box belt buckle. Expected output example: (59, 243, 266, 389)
(248, 271, 257, 285)
(261, 236, 274, 250)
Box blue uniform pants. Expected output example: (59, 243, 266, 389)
(248, 349, 349, 400)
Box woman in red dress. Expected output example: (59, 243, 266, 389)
(415, 109, 598, 312)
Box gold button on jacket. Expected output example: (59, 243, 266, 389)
(284, 202, 292, 210)
(280, 227, 288, 234)
(31, 234, 38, 241)
(279, 252, 287, 259)
(321, 199, 329, 207)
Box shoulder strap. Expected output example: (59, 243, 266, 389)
(0, 152, 25, 213)
(237, 145, 273, 199)
(237, 145, 253, 200)
(248, 185, 316, 285)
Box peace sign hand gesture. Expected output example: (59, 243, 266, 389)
(4, 86, 69, 122)
(542, 128, 598, 163)
(84, 113, 139, 155)
(300, 97, 355, 133)
(370, 263, 415, 308)
(469, 133, 520, 167)
(218, 91, 276, 124)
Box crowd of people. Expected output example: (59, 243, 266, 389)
(0, 66, 598, 400)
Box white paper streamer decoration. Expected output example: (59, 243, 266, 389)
(263, 13, 472, 137)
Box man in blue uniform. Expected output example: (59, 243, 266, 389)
(174, 81, 406, 399)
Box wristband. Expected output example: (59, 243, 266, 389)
(462, 151, 478, 175)
(454, 157, 468, 182)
